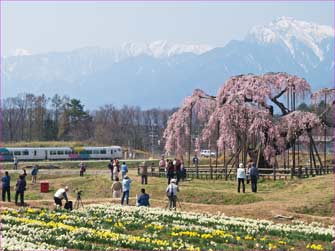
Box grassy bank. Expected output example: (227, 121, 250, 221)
(2, 168, 333, 224)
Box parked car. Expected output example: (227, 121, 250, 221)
(200, 150, 216, 157)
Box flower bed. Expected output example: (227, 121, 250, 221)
(1, 204, 333, 250)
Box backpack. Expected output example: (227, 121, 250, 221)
(64, 201, 73, 210)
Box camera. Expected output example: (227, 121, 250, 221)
(76, 190, 83, 200)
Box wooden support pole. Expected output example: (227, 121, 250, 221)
(324, 93, 327, 168)
(287, 88, 290, 170)
(309, 133, 324, 172)
(215, 121, 220, 171)
(188, 106, 193, 169)
(309, 137, 313, 176)
(292, 86, 296, 170)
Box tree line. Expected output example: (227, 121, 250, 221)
(2, 94, 176, 153)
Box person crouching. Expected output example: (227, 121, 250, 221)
(54, 186, 69, 208)
(137, 188, 150, 207)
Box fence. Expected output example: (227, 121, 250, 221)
(137, 164, 334, 180)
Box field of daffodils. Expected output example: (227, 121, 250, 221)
(1, 204, 333, 250)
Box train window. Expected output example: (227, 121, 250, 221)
(34, 150, 37, 156)
(93, 150, 99, 154)
(118, 149, 121, 152)
(22, 150, 29, 156)
(86, 150, 92, 154)
(50, 150, 57, 155)
(14, 151, 21, 155)
(111, 150, 113, 154)
(100, 149, 106, 154)
(57, 150, 64, 155)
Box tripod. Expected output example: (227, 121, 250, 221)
(166, 196, 182, 210)
(74, 192, 84, 209)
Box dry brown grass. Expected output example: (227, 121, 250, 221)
(2, 168, 333, 225)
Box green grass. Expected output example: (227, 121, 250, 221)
(2, 167, 334, 223)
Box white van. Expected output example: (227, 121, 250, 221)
(200, 150, 216, 157)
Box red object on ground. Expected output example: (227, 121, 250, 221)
(40, 181, 49, 193)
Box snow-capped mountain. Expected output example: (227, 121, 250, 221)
(2, 17, 333, 108)
(247, 16, 333, 70)
(121, 41, 213, 58)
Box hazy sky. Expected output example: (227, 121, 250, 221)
(2, 1, 333, 56)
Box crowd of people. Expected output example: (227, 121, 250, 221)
(1, 164, 40, 206)
(1, 155, 259, 210)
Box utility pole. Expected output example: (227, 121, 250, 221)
(149, 122, 158, 159)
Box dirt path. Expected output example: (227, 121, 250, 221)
(2, 169, 333, 225)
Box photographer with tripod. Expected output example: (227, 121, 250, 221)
(166, 179, 180, 210)
(54, 186, 69, 209)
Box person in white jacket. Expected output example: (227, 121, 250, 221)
(237, 163, 246, 193)
(166, 179, 179, 210)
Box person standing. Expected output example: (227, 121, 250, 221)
(15, 175, 26, 206)
(121, 162, 128, 179)
(111, 177, 122, 198)
(137, 188, 150, 207)
(108, 159, 114, 180)
(192, 155, 199, 167)
(166, 179, 179, 210)
(175, 158, 181, 184)
(249, 162, 259, 193)
(167, 160, 175, 185)
(159, 156, 166, 172)
(31, 165, 39, 184)
(113, 161, 119, 181)
(13, 157, 18, 170)
(115, 158, 120, 172)
(140, 161, 148, 185)
(2, 171, 11, 202)
(121, 176, 131, 205)
(79, 162, 86, 176)
(237, 163, 246, 193)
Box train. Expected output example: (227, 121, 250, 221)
(0, 146, 123, 161)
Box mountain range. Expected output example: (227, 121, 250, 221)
(3, 17, 334, 109)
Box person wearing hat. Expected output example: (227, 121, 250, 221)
(54, 186, 69, 208)
(166, 179, 179, 210)
(237, 163, 246, 193)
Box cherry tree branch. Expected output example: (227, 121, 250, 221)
(270, 97, 290, 115)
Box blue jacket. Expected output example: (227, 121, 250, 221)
(122, 178, 131, 191)
(16, 178, 26, 193)
(250, 166, 259, 178)
(31, 167, 38, 176)
(121, 164, 128, 173)
(2, 175, 10, 188)
(137, 193, 150, 207)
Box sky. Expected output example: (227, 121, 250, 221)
(1, 1, 334, 57)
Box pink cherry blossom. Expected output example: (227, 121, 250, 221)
(164, 72, 327, 163)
